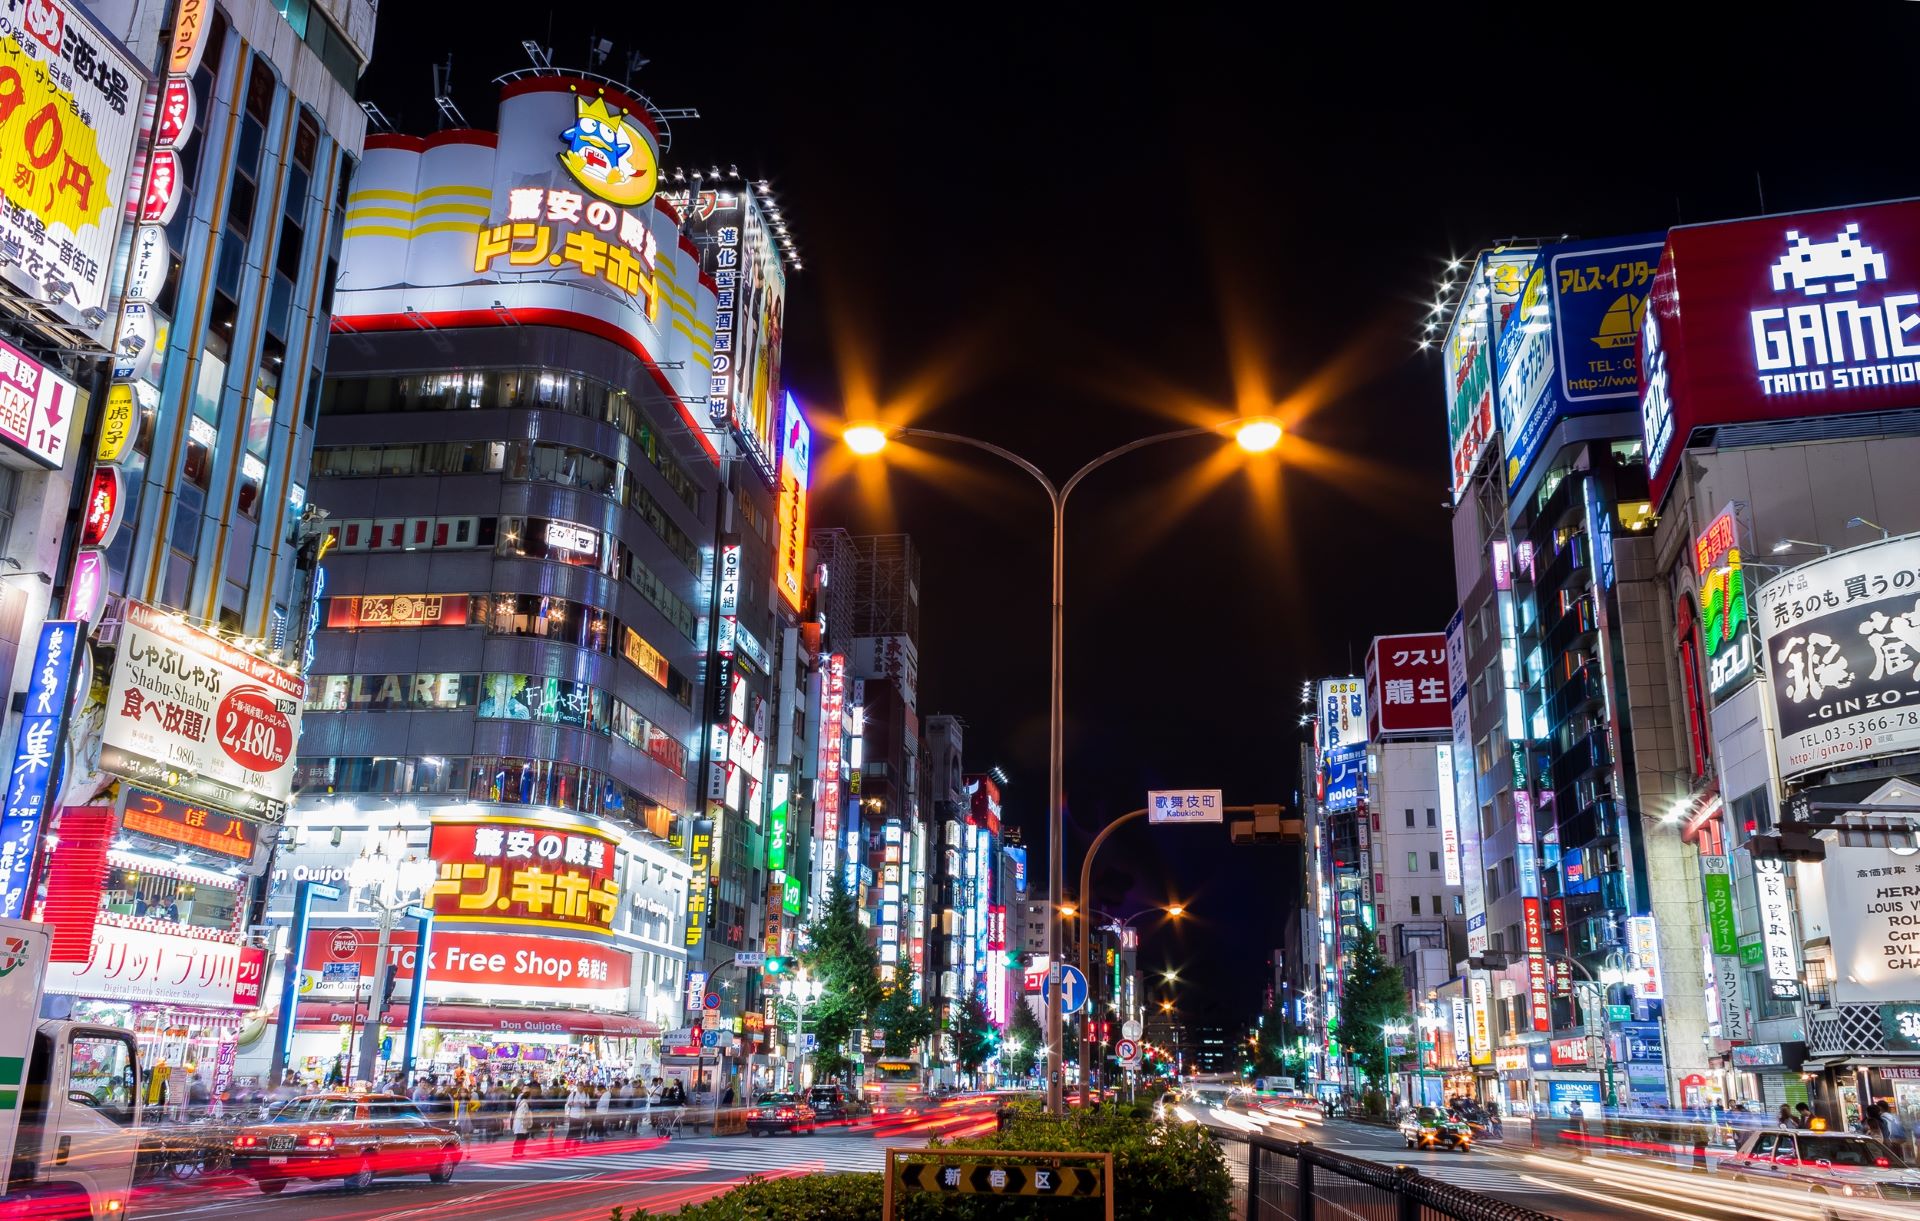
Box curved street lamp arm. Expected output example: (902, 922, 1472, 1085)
(1061, 426, 1216, 503)
(897, 428, 1062, 509)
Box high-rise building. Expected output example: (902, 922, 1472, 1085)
(11, 0, 376, 1092)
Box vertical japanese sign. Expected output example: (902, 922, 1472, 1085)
(1700, 855, 1737, 955)
(1435, 743, 1461, 885)
(775, 394, 810, 611)
(1446, 610, 1487, 955)
(1627, 914, 1663, 999)
(1450, 995, 1470, 1065)
(1756, 535, 1920, 779)
(1467, 973, 1493, 1065)
(1522, 897, 1551, 1031)
(1695, 504, 1755, 700)
(1444, 250, 1537, 503)
(816, 653, 845, 882)
(0, 0, 145, 346)
(1364, 633, 1451, 738)
(680, 187, 786, 480)
(1318, 678, 1366, 760)
(0, 621, 80, 917)
(682, 820, 712, 950)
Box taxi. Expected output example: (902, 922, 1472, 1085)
(229, 1092, 462, 1194)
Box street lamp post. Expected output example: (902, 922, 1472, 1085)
(841, 418, 1281, 1114)
(1066, 900, 1182, 1103)
(1380, 1022, 1411, 1104)
(1472, 947, 1629, 1108)
(781, 970, 825, 1091)
(347, 833, 436, 1087)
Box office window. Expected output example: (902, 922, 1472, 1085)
(1431, 851, 1441, 872)
(1453, 895, 1465, 915)
(1405, 809, 1415, 828)
(1432, 895, 1442, 916)
(1411, 896, 1421, 915)
(1408, 851, 1419, 872)
(1426, 808, 1437, 827)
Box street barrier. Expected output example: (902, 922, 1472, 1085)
(882, 1147, 1113, 1221)
(1211, 1129, 1558, 1221)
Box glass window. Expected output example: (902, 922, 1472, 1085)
(68, 1035, 137, 1125)
(99, 867, 240, 933)
(1408, 852, 1418, 872)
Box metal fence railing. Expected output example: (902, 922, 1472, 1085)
(1212, 1129, 1559, 1221)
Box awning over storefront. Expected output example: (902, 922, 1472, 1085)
(293, 1000, 659, 1038)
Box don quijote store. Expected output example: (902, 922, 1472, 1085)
(1643, 196, 1920, 1127)
(255, 807, 689, 1086)
(29, 603, 299, 1110)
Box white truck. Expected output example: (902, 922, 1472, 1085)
(0, 918, 143, 1219)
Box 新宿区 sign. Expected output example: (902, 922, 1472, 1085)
(0, 1, 145, 346)
(427, 817, 621, 937)
(1641, 199, 1920, 508)
(100, 601, 304, 819)
(1755, 535, 1920, 779)
(1364, 632, 1450, 737)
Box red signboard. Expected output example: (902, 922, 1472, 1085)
(1641, 199, 1920, 507)
(233, 945, 267, 1007)
(427, 818, 621, 935)
(1522, 897, 1551, 1032)
(45, 807, 114, 963)
(303, 927, 630, 998)
(1549, 1037, 1589, 1067)
(121, 788, 260, 860)
(1364, 633, 1450, 739)
(327, 594, 470, 629)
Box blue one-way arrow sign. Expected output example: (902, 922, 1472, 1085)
(1043, 965, 1089, 1015)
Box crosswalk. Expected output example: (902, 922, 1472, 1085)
(462, 1132, 897, 1179)
(1222, 1140, 1561, 1199)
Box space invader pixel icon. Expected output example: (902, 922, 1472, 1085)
(1770, 222, 1887, 296)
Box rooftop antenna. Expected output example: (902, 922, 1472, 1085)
(624, 50, 651, 82)
(588, 35, 614, 69)
(431, 56, 467, 130)
(520, 39, 553, 71)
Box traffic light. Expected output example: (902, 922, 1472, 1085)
(763, 956, 794, 976)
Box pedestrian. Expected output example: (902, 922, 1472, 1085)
(594, 1081, 612, 1140)
(565, 1080, 588, 1146)
(512, 1088, 534, 1156)
(1777, 1103, 1796, 1128)
(1795, 1102, 1815, 1129)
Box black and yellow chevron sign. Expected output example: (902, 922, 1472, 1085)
(896, 1159, 1104, 1197)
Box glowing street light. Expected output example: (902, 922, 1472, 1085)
(841, 423, 889, 455)
(840, 416, 1281, 1114)
(1234, 418, 1283, 454)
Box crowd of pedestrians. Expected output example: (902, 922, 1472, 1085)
(390, 1076, 692, 1146)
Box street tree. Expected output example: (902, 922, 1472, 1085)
(799, 884, 882, 1081)
(1339, 936, 1409, 1093)
(872, 987, 937, 1057)
(950, 997, 999, 1076)
(1002, 997, 1044, 1077)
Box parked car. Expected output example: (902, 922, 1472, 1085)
(229, 1092, 461, 1194)
(1725, 1128, 1920, 1201)
(1399, 1106, 1473, 1152)
(745, 1092, 816, 1136)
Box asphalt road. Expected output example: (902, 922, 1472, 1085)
(1203, 1106, 1920, 1220)
(127, 1100, 1002, 1221)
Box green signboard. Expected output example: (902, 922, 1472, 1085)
(1701, 856, 1738, 955)
(1738, 936, 1764, 968)
(1884, 1004, 1920, 1052)
(1607, 1004, 1632, 1022)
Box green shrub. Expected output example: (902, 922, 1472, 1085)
(620, 1103, 1229, 1221)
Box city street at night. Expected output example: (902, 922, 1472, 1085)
(8, 2, 1920, 1219)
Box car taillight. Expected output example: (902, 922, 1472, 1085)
(1877, 1158, 1892, 1168)
(776, 1108, 795, 1119)
(233, 1135, 259, 1149)
(304, 1134, 334, 1149)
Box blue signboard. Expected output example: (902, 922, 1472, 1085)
(1007, 845, 1028, 896)
(1323, 744, 1367, 813)
(1547, 1080, 1602, 1115)
(1623, 1022, 1664, 1064)
(1043, 965, 1089, 1015)
(1500, 234, 1668, 501)
(0, 621, 80, 919)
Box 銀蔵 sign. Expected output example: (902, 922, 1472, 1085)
(427, 818, 621, 936)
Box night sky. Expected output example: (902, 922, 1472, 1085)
(363, 5, 1920, 1028)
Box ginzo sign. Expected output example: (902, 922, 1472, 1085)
(1641, 200, 1920, 507)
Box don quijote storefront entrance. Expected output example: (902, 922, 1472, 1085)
(261, 809, 673, 1085)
